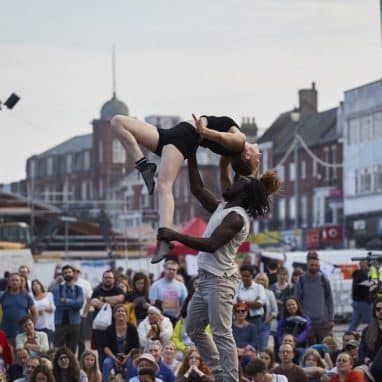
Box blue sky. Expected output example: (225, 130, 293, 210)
(1, 0, 381, 182)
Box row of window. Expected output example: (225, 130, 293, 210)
(347, 165, 382, 196)
(347, 111, 382, 145)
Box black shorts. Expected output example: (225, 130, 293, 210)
(154, 121, 200, 159)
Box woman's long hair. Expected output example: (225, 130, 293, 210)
(302, 348, 326, 368)
(132, 272, 150, 296)
(30, 365, 55, 382)
(53, 346, 81, 382)
(283, 297, 304, 318)
(177, 347, 211, 377)
(366, 297, 382, 352)
(80, 350, 99, 382)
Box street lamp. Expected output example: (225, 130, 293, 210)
(291, 107, 300, 229)
(0, 93, 20, 110)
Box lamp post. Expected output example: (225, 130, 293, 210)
(291, 108, 300, 229)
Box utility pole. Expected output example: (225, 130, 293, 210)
(291, 108, 300, 229)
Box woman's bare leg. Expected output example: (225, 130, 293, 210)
(151, 145, 185, 263)
(110, 115, 159, 160)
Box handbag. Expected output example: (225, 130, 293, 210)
(92, 303, 112, 330)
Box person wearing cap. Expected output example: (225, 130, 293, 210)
(128, 353, 163, 382)
(72, 263, 93, 359)
(294, 251, 334, 345)
(137, 305, 173, 350)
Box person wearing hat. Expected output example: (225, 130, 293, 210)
(294, 251, 334, 345)
(128, 353, 162, 382)
(72, 263, 93, 359)
(137, 305, 173, 350)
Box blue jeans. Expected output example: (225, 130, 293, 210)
(348, 300, 371, 331)
(102, 357, 127, 382)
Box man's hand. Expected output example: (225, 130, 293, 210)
(157, 227, 178, 242)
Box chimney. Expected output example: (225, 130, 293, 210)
(298, 82, 318, 116)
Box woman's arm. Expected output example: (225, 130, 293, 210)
(188, 155, 219, 213)
(193, 115, 246, 153)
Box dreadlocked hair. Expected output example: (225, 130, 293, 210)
(245, 170, 280, 219)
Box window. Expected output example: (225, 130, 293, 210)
(360, 169, 371, 193)
(301, 195, 308, 227)
(276, 164, 285, 182)
(375, 165, 382, 191)
(47, 157, 53, 176)
(278, 198, 286, 225)
(29, 160, 36, 178)
(98, 141, 103, 163)
(330, 145, 337, 180)
(112, 139, 126, 163)
(348, 119, 360, 145)
(300, 160, 306, 180)
(324, 147, 329, 180)
(312, 159, 318, 178)
(84, 151, 90, 170)
(289, 196, 296, 220)
(66, 154, 72, 173)
(289, 162, 296, 181)
(81, 180, 87, 200)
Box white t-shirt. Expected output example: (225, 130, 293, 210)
(75, 277, 93, 316)
(33, 292, 55, 331)
(271, 374, 288, 382)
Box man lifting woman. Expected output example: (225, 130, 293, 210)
(111, 113, 261, 263)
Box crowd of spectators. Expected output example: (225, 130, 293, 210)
(0, 251, 380, 382)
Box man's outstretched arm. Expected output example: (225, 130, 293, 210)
(158, 212, 244, 254)
(188, 154, 219, 213)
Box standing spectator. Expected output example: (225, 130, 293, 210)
(90, 270, 124, 368)
(255, 272, 278, 351)
(18, 266, 32, 295)
(31, 279, 55, 346)
(259, 348, 277, 372)
(0, 272, 10, 293)
(294, 252, 334, 345)
(15, 316, 49, 356)
(72, 264, 93, 359)
(265, 261, 279, 287)
(272, 343, 307, 382)
(14, 356, 40, 382)
(138, 306, 173, 350)
(126, 273, 151, 324)
(53, 347, 88, 382)
(236, 264, 267, 352)
(269, 267, 293, 320)
(80, 351, 101, 382)
(53, 265, 84, 354)
(149, 260, 188, 325)
(0, 272, 37, 346)
(0, 329, 12, 371)
(348, 260, 371, 331)
(291, 267, 304, 289)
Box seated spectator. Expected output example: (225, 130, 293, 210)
(138, 306, 173, 350)
(175, 347, 213, 381)
(245, 358, 287, 382)
(322, 336, 339, 367)
(280, 334, 302, 365)
(0, 329, 12, 371)
(344, 340, 361, 368)
(14, 356, 40, 382)
(102, 304, 140, 382)
(128, 353, 162, 382)
(232, 302, 257, 369)
(260, 348, 277, 372)
(329, 353, 365, 382)
(272, 343, 307, 382)
(7, 348, 29, 382)
(128, 341, 174, 382)
(116, 279, 137, 328)
(277, 297, 311, 349)
(161, 342, 180, 375)
(301, 348, 330, 382)
(270, 267, 293, 321)
(80, 350, 101, 382)
(52, 346, 88, 382)
(39, 354, 53, 370)
(15, 316, 49, 356)
(29, 365, 55, 382)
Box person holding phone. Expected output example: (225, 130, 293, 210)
(111, 113, 261, 263)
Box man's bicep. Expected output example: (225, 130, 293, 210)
(209, 212, 244, 247)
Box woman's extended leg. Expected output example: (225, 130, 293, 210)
(151, 144, 185, 263)
(111, 115, 159, 194)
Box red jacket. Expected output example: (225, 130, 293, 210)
(0, 330, 12, 367)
